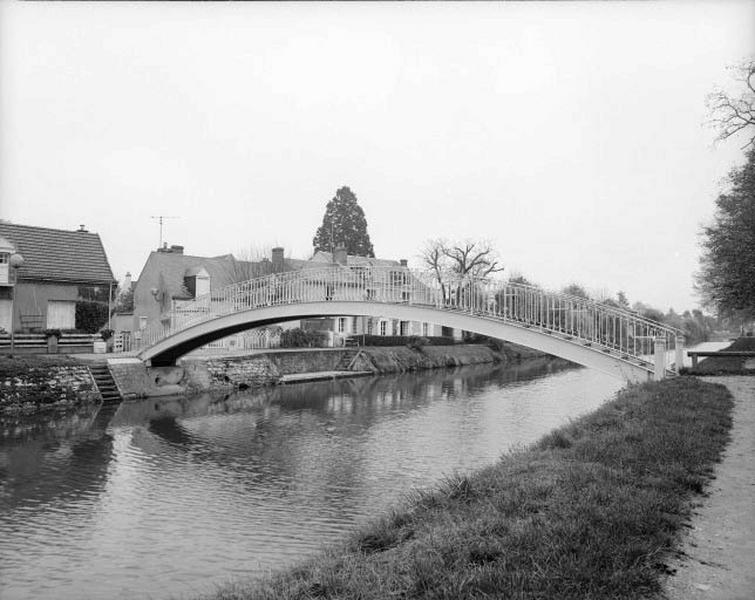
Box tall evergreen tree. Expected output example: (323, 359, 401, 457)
(313, 187, 375, 257)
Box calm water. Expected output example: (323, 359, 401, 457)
(0, 359, 622, 600)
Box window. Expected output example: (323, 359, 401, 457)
(400, 321, 409, 336)
(338, 317, 346, 333)
(367, 320, 374, 335)
(0, 253, 8, 264)
(352, 316, 358, 333)
(139, 316, 148, 330)
(422, 322, 429, 336)
(380, 321, 386, 336)
(390, 270, 407, 286)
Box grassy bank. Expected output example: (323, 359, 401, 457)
(687, 336, 755, 375)
(198, 377, 732, 600)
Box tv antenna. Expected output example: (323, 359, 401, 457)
(150, 215, 179, 248)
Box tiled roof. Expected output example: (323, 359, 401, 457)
(0, 222, 115, 285)
(308, 251, 400, 267)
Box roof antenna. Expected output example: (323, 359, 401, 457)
(150, 215, 178, 248)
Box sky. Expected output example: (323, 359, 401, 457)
(1, 1, 753, 312)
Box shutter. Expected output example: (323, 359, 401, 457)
(47, 301, 76, 329)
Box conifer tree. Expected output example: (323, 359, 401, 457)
(313, 187, 375, 257)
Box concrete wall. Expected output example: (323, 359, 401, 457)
(108, 358, 185, 399)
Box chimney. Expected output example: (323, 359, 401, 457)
(170, 245, 184, 254)
(334, 246, 348, 266)
(400, 259, 408, 267)
(271, 247, 284, 272)
(78, 224, 88, 232)
(122, 271, 132, 292)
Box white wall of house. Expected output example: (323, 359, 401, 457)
(195, 270, 210, 297)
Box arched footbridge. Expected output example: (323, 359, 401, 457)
(134, 266, 684, 383)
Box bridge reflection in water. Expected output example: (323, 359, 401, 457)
(132, 266, 684, 382)
(0, 361, 622, 600)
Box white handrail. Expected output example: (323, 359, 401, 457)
(129, 265, 683, 371)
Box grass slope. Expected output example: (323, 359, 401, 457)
(202, 378, 733, 600)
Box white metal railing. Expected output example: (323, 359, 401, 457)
(128, 266, 683, 373)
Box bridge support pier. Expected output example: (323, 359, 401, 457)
(654, 337, 667, 381)
(675, 336, 684, 374)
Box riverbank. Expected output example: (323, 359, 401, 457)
(662, 376, 755, 599)
(198, 377, 733, 600)
(0, 342, 550, 413)
(179, 343, 532, 391)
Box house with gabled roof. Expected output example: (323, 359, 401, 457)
(300, 247, 450, 344)
(0, 222, 116, 333)
(128, 244, 304, 348)
(122, 242, 455, 352)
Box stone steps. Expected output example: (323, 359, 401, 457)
(89, 364, 122, 404)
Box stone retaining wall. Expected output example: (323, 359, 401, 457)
(178, 344, 514, 393)
(0, 358, 99, 414)
(185, 355, 280, 391)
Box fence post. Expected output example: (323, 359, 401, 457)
(675, 335, 684, 374)
(654, 336, 667, 381)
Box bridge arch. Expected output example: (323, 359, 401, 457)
(142, 302, 658, 383)
(133, 266, 682, 383)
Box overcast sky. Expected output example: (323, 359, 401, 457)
(1, 1, 753, 312)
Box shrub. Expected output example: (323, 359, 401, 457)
(279, 328, 328, 348)
(75, 301, 109, 333)
(351, 335, 456, 347)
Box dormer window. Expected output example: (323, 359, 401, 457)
(183, 266, 210, 299)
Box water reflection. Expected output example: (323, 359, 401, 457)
(1, 359, 621, 600)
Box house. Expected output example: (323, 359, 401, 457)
(122, 243, 459, 353)
(299, 247, 455, 345)
(0, 222, 116, 333)
(126, 244, 306, 350)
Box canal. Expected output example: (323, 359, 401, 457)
(0, 358, 623, 599)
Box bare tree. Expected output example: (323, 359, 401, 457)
(707, 59, 755, 148)
(422, 238, 503, 278)
(421, 238, 504, 302)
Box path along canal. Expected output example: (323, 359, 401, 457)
(2, 358, 628, 599)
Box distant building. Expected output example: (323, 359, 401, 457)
(121, 243, 457, 352)
(0, 223, 115, 333)
(299, 247, 452, 345)
(125, 244, 306, 350)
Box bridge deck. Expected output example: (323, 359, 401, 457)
(129, 265, 683, 382)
